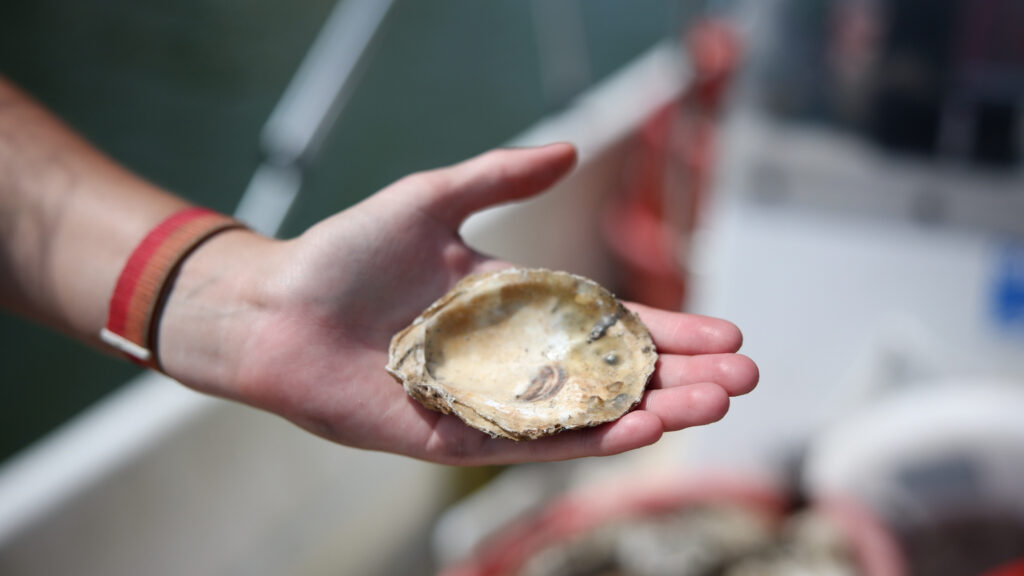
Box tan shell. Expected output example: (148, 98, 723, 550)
(386, 268, 657, 440)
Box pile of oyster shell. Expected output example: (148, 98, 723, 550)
(514, 505, 861, 576)
(387, 268, 657, 440)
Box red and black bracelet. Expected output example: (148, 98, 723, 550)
(99, 207, 245, 371)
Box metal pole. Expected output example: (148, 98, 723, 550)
(234, 0, 397, 236)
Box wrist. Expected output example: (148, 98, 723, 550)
(155, 227, 280, 398)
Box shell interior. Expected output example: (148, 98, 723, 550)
(387, 268, 657, 440)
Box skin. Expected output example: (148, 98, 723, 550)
(0, 77, 758, 466)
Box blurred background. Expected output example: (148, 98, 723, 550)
(0, 0, 691, 464)
(1, 0, 1023, 574)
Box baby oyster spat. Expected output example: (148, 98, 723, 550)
(386, 268, 657, 440)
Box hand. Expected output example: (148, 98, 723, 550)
(161, 144, 758, 466)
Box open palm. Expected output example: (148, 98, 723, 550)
(230, 144, 757, 465)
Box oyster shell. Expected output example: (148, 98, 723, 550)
(386, 268, 657, 440)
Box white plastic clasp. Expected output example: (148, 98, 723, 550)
(99, 328, 153, 362)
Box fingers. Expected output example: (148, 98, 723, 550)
(417, 409, 664, 466)
(626, 302, 743, 355)
(451, 381, 731, 465)
(407, 143, 578, 229)
(421, 379, 734, 466)
(475, 410, 665, 465)
(467, 354, 754, 462)
(637, 382, 730, 431)
(649, 353, 759, 396)
(411, 346, 755, 465)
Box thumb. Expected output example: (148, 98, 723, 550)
(405, 143, 578, 229)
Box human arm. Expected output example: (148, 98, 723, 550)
(0, 77, 192, 340)
(0, 77, 758, 465)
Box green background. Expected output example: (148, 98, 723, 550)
(0, 0, 690, 463)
